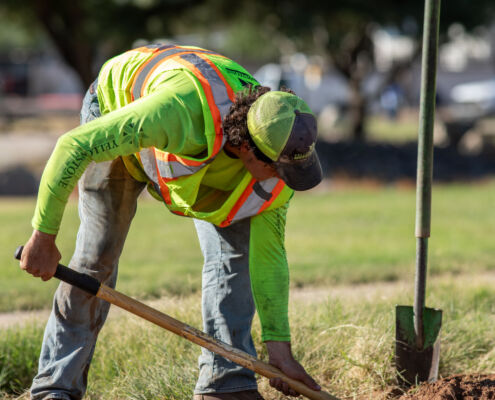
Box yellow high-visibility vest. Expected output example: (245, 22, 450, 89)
(98, 44, 293, 226)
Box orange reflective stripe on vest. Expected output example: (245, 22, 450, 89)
(139, 148, 184, 208)
(219, 178, 286, 227)
(130, 45, 289, 225)
(131, 45, 221, 101)
(140, 140, 288, 224)
(174, 53, 235, 162)
(132, 46, 234, 173)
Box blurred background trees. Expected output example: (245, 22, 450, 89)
(1, 0, 495, 141)
(0, 0, 203, 88)
(190, 0, 495, 140)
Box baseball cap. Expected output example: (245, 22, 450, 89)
(247, 91, 323, 191)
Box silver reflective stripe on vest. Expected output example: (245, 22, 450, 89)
(139, 148, 158, 182)
(179, 53, 233, 120)
(137, 50, 235, 181)
(156, 159, 202, 179)
(139, 148, 164, 199)
(140, 147, 200, 182)
(144, 44, 175, 51)
(132, 47, 219, 100)
(231, 178, 279, 223)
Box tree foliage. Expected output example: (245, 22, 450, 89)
(0, 0, 203, 88)
(2, 0, 495, 139)
(177, 0, 495, 139)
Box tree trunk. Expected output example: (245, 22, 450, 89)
(330, 27, 373, 142)
(33, 0, 94, 90)
(348, 77, 367, 141)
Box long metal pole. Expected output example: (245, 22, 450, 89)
(414, 0, 441, 350)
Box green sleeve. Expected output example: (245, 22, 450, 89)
(249, 202, 290, 342)
(32, 78, 205, 234)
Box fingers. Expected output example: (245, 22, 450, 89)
(34, 264, 57, 281)
(41, 272, 55, 281)
(268, 358, 322, 397)
(301, 372, 321, 391)
(269, 378, 300, 397)
(19, 232, 61, 281)
(287, 386, 299, 397)
(20, 263, 55, 281)
(289, 364, 320, 391)
(20, 254, 57, 281)
(286, 360, 321, 392)
(19, 261, 40, 276)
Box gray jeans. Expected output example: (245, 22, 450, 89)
(30, 86, 257, 400)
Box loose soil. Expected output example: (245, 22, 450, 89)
(398, 374, 495, 400)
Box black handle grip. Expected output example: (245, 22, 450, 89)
(15, 245, 101, 296)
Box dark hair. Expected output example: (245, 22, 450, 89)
(222, 85, 294, 164)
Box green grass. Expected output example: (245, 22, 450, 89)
(320, 113, 420, 143)
(0, 325, 43, 395)
(366, 114, 420, 143)
(1, 181, 495, 312)
(286, 182, 495, 286)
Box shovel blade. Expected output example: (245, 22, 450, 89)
(395, 305, 442, 386)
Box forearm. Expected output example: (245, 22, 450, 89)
(32, 110, 146, 233)
(249, 203, 290, 342)
(249, 255, 290, 341)
(32, 84, 204, 234)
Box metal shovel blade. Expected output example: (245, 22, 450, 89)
(395, 305, 442, 386)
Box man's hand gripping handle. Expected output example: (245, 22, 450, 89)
(15, 245, 100, 296)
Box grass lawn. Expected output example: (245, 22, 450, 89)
(320, 112, 422, 144)
(366, 113, 420, 143)
(1, 181, 495, 398)
(2, 273, 495, 399)
(1, 181, 494, 313)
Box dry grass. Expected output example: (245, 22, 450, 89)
(4, 273, 495, 399)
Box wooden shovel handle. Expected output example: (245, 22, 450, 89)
(15, 246, 339, 400)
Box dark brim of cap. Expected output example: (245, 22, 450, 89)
(274, 151, 323, 191)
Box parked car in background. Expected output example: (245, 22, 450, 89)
(440, 78, 495, 153)
(253, 54, 349, 116)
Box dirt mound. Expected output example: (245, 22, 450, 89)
(399, 374, 495, 400)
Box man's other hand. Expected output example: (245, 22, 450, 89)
(20, 230, 61, 281)
(265, 341, 321, 397)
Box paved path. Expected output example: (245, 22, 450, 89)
(0, 133, 57, 170)
(3, 271, 495, 330)
(0, 279, 412, 330)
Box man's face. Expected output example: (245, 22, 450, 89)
(239, 145, 279, 181)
